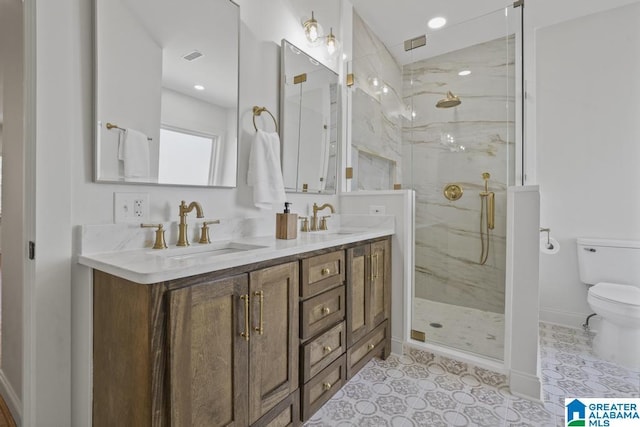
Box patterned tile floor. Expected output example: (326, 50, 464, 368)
(305, 322, 640, 426)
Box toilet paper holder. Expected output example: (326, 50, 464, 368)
(540, 227, 554, 249)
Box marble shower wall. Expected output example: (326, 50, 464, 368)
(351, 12, 403, 190)
(404, 36, 516, 314)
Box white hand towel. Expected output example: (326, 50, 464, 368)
(118, 129, 150, 180)
(247, 130, 286, 209)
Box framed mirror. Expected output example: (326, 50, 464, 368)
(280, 40, 339, 194)
(94, 0, 239, 187)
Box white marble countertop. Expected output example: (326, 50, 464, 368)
(78, 219, 394, 284)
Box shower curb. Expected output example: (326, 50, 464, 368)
(403, 343, 509, 389)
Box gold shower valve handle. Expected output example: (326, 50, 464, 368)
(443, 183, 463, 201)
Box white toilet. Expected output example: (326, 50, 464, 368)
(577, 238, 640, 370)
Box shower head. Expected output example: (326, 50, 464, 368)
(436, 91, 461, 108)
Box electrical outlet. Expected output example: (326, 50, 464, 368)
(369, 205, 386, 215)
(114, 192, 149, 223)
(134, 199, 145, 218)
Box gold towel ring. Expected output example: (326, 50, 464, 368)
(252, 106, 279, 133)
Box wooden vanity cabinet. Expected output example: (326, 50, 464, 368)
(93, 261, 299, 427)
(92, 236, 391, 426)
(345, 238, 391, 378)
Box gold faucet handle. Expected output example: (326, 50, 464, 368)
(199, 220, 220, 244)
(319, 215, 331, 231)
(299, 216, 309, 232)
(140, 223, 168, 249)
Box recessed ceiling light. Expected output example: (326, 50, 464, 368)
(194, 84, 205, 91)
(428, 17, 447, 29)
(458, 70, 471, 76)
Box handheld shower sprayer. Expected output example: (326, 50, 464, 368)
(479, 173, 495, 265)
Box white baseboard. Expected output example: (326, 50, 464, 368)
(391, 338, 403, 356)
(0, 369, 21, 425)
(509, 369, 542, 402)
(539, 308, 592, 329)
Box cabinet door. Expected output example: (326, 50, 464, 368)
(370, 239, 391, 327)
(249, 262, 299, 424)
(346, 244, 371, 347)
(167, 274, 249, 427)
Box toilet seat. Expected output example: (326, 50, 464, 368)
(589, 282, 640, 307)
(588, 282, 640, 325)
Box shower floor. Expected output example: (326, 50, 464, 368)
(412, 297, 505, 360)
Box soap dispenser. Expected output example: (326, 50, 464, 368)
(276, 202, 298, 240)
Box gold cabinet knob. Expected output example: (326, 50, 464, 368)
(322, 382, 332, 391)
(368, 343, 375, 351)
(323, 346, 332, 354)
(321, 306, 331, 315)
(321, 267, 331, 276)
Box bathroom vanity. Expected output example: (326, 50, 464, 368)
(81, 228, 392, 426)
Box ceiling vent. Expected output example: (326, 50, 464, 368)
(182, 50, 204, 61)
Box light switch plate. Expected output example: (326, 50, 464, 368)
(114, 192, 149, 224)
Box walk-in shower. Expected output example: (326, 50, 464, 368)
(349, 4, 522, 363)
(405, 6, 520, 362)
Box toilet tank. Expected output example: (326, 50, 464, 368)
(577, 238, 640, 287)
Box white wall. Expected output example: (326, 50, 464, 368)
(523, 0, 640, 185)
(0, 0, 25, 422)
(505, 186, 541, 400)
(532, 1, 640, 327)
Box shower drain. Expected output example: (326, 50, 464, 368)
(429, 322, 443, 328)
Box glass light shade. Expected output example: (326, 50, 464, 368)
(326, 28, 337, 55)
(304, 12, 319, 43)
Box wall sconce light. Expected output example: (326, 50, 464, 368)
(326, 28, 337, 55)
(303, 11, 319, 43)
(302, 12, 340, 56)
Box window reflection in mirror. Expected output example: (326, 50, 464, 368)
(94, 0, 239, 187)
(280, 40, 339, 194)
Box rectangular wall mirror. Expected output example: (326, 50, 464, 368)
(280, 40, 339, 194)
(94, 0, 239, 187)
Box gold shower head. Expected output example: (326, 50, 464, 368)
(436, 91, 461, 108)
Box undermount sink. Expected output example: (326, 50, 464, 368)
(152, 241, 268, 261)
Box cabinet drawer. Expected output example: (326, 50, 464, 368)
(301, 251, 345, 298)
(346, 320, 388, 379)
(300, 286, 345, 341)
(301, 354, 347, 422)
(301, 322, 346, 383)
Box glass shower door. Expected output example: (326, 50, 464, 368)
(405, 6, 520, 361)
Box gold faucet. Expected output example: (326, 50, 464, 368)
(311, 203, 335, 231)
(177, 200, 204, 246)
